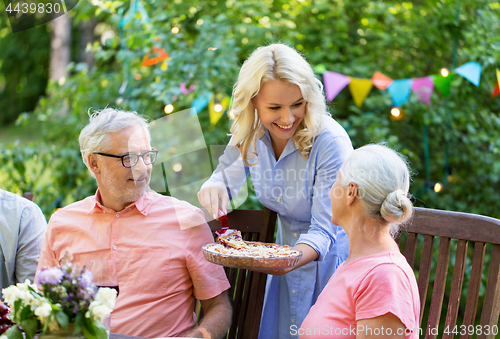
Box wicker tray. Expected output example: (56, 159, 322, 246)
(202, 242, 303, 270)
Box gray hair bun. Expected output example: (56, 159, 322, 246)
(380, 189, 413, 224)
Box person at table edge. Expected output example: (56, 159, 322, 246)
(36, 108, 232, 339)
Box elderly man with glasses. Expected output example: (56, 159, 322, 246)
(36, 108, 231, 339)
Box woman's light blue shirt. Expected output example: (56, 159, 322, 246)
(202, 117, 353, 339)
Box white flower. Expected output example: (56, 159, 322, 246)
(29, 295, 42, 308)
(88, 302, 113, 320)
(5, 280, 40, 307)
(95, 288, 117, 310)
(2, 285, 23, 306)
(34, 301, 52, 323)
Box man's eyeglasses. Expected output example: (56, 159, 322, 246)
(93, 150, 158, 168)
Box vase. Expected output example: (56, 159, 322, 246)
(37, 324, 83, 339)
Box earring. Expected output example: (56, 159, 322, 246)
(254, 108, 258, 115)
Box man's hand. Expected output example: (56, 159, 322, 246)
(185, 291, 232, 339)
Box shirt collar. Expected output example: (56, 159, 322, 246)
(88, 188, 152, 216)
(259, 129, 298, 160)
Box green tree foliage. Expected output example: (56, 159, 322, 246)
(0, 0, 499, 331)
(9, 0, 498, 218)
(0, 13, 50, 125)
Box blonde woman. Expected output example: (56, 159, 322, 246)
(198, 44, 353, 339)
(300, 145, 420, 338)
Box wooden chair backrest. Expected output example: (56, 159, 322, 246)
(397, 207, 500, 339)
(207, 208, 277, 339)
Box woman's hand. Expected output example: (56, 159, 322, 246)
(251, 244, 320, 276)
(197, 181, 230, 219)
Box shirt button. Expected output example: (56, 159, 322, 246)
(113, 246, 117, 250)
(294, 233, 298, 238)
(115, 214, 119, 218)
(292, 290, 296, 294)
(277, 198, 281, 202)
(291, 319, 294, 324)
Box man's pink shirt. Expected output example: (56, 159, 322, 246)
(36, 190, 230, 338)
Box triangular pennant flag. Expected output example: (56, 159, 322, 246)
(180, 82, 195, 95)
(191, 91, 212, 116)
(141, 55, 158, 67)
(323, 71, 350, 101)
(221, 95, 230, 110)
(371, 71, 393, 90)
(347, 77, 373, 108)
(136, 0, 150, 24)
(492, 83, 500, 98)
(209, 95, 230, 125)
(208, 96, 223, 125)
(152, 46, 169, 62)
(454, 61, 482, 87)
(496, 68, 500, 87)
(433, 73, 455, 97)
(387, 79, 413, 107)
(411, 76, 434, 105)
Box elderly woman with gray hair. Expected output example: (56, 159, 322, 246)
(300, 144, 420, 339)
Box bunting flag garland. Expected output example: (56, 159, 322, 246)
(411, 76, 434, 105)
(387, 79, 413, 107)
(454, 61, 482, 87)
(433, 73, 455, 97)
(191, 91, 212, 116)
(321, 61, 498, 106)
(371, 71, 393, 90)
(323, 71, 350, 102)
(347, 77, 373, 108)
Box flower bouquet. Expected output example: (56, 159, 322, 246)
(1, 256, 117, 339)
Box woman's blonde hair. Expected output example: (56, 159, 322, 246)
(339, 144, 413, 231)
(229, 44, 329, 166)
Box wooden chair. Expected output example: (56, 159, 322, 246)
(206, 208, 277, 339)
(397, 207, 500, 339)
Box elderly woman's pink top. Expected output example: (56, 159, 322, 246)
(299, 251, 420, 338)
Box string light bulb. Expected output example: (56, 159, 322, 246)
(440, 68, 449, 77)
(214, 103, 223, 112)
(434, 182, 442, 193)
(173, 163, 182, 172)
(164, 104, 174, 114)
(391, 107, 401, 117)
(135, 74, 142, 80)
(171, 27, 179, 34)
(227, 109, 235, 119)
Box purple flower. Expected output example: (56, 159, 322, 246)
(80, 269, 93, 289)
(36, 267, 64, 285)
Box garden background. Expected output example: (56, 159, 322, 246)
(0, 0, 499, 334)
